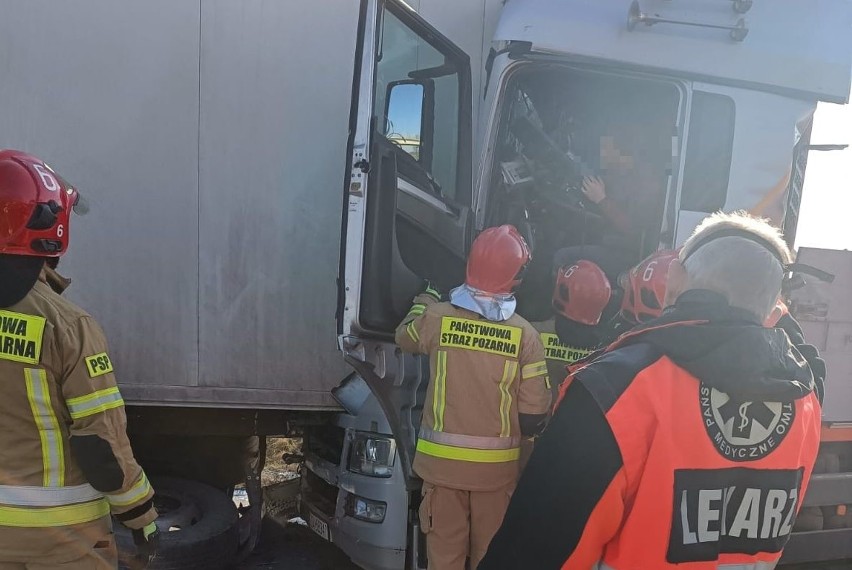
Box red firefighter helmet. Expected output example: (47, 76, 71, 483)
(466, 225, 531, 295)
(552, 260, 612, 326)
(620, 249, 680, 323)
(0, 150, 84, 258)
(764, 298, 789, 327)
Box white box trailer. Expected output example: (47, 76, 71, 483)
(0, 1, 498, 566)
(0, 0, 849, 568)
(784, 247, 852, 565)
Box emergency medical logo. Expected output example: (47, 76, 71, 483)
(699, 383, 794, 462)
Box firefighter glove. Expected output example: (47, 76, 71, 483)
(423, 280, 441, 302)
(132, 522, 160, 566)
(519, 413, 548, 437)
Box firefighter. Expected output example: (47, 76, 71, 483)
(533, 259, 614, 398)
(0, 151, 158, 569)
(522, 260, 615, 470)
(480, 212, 823, 569)
(571, 247, 679, 346)
(395, 225, 551, 570)
(615, 248, 680, 326)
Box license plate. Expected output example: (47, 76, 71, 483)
(308, 511, 329, 541)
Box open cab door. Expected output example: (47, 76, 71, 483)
(338, 0, 473, 484)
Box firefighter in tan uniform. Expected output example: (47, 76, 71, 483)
(532, 259, 615, 398)
(522, 260, 615, 469)
(0, 151, 158, 569)
(395, 225, 551, 570)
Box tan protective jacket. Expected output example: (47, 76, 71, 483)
(0, 272, 155, 553)
(530, 318, 593, 397)
(396, 294, 551, 491)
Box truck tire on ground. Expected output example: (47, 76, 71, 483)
(116, 477, 240, 570)
(792, 506, 823, 532)
(815, 452, 841, 474)
(822, 504, 852, 530)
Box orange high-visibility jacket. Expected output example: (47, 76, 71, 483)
(481, 290, 821, 570)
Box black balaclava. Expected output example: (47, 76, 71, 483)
(554, 286, 624, 350)
(554, 315, 601, 350)
(0, 254, 44, 307)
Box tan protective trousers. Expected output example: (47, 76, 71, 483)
(0, 517, 117, 569)
(419, 480, 514, 570)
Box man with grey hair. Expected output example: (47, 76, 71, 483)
(667, 211, 795, 321)
(480, 211, 823, 570)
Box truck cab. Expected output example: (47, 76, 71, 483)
(304, 0, 852, 567)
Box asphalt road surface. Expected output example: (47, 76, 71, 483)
(239, 517, 360, 570)
(237, 517, 852, 570)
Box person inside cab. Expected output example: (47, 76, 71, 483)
(395, 225, 551, 570)
(580, 124, 671, 249)
(480, 212, 823, 569)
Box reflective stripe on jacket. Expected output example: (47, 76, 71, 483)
(0, 274, 155, 531)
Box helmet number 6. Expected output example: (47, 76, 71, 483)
(642, 261, 658, 282)
(33, 164, 60, 192)
(56, 225, 64, 238)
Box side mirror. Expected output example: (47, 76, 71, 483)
(384, 79, 434, 165)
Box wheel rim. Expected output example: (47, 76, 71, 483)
(154, 490, 202, 532)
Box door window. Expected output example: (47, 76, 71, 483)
(681, 92, 736, 212)
(374, 7, 462, 201)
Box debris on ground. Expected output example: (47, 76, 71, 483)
(239, 517, 359, 570)
(263, 478, 301, 520)
(235, 437, 360, 568)
(260, 438, 302, 520)
(263, 438, 302, 486)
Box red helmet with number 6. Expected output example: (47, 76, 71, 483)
(764, 298, 789, 328)
(0, 150, 85, 258)
(620, 249, 679, 323)
(552, 260, 612, 326)
(466, 225, 531, 295)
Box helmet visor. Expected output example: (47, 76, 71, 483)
(72, 192, 89, 216)
(55, 171, 88, 216)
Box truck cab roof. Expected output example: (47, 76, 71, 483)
(495, 0, 852, 103)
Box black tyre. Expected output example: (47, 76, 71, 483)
(822, 504, 852, 530)
(792, 506, 823, 532)
(116, 477, 239, 570)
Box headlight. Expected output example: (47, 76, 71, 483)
(348, 432, 396, 478)
(344, 493, 387, 523)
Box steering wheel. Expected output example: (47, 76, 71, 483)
(536, 179, 605, 223)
